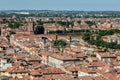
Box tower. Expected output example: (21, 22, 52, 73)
(1, 24, 8, 37)
(27, 21, 35, 34)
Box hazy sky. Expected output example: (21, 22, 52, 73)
(0, 0, 119, 11)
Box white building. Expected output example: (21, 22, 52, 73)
(0, 59, 12, 70)
(48, 53, 80, 70)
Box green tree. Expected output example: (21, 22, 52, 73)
(8, 22, 14, 29)
(56, 30, 63, 34)
(77, 21, 81, 24)
(54, 40, 67, 47)
(10, 31, 16, 35)
(90, 53, 96, 57)
(36, 20, 43, 25)
(53, 40, 68, 52)
(85, 21, 96, 27)
(34, 25, 44, 34)
(82, 29, 120, 49)
(6, 35, 10, 42)
(8, 22, 21, 29)
(14, 22, 20, 28)
(82, 32, 92, 41)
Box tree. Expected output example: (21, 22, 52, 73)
(57, 21, 74, 27)
(54, 40, 67, 47)
(36, 20, 43, 25)
(85, 21, 96, 27)
(53, 40, 67, 51)
(82, 32, 92, 41)
(6, 35, 10, 42)
(82, 29, 120, 49)
(56, 30, 63, 34)
(8, 22, 21, 29)
(14, 22, 20, 28)
(6, 58, 11, 63)
(10, 31, 16, 35)
(77, 21, 81, 24)
(8, 22, 14, 29)
(34, 25, 44, 34)
(90, 53, 96, 57)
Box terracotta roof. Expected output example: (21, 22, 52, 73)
(79, 76, 93, 80)
(27, 56, 41, 61)
(50, 53, 79, 61)
(7, 66, 28, 73)
(40, 51, 51, 56)
(94, 76, 107, 80)
(88, 61, 108, 67)
(66, 66, 80, 72)
(41, 67, 65, 75)
(97, 52, 116, 58)
(29, 70, 42, 76)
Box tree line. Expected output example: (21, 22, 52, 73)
(82, 29, 120, 49)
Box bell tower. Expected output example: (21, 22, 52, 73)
(27, 21, 35, 34)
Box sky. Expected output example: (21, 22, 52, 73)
(0, 0, 119, 11)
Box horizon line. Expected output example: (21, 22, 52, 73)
(0, 9, 120, 12)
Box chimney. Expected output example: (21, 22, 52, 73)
(70, 36, 72, 43)
(33, 21, 35, 31)
(56, 35, 58, 40)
